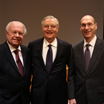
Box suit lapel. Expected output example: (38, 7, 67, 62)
(86, 38, 103, 75)
(53, 38, 60, 63)
(4, 42, 20, 74)
(37, 38, 47, 71)
(21, 45, 26, 77)
(76, 41, 86, 74)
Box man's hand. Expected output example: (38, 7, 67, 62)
(68, 99, 76, 104)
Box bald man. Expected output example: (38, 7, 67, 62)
(68, 15, 104, 104)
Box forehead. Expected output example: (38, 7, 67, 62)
(81, 16, 94, 24)
(43, 18, 57, 24)
(9, 22, 24, 31)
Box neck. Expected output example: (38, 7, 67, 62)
(46, 38, 55, 44)
(85, 35, 95, 43)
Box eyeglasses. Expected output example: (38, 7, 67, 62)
(80, 23, 95, 28)
(43, 25, 58, 29)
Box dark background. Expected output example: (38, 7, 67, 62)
(0, 0, 103, 46)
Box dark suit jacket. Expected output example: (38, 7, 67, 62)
(68, 38, 104, 104)
(0, 42, 31, 104)
(28, 37, 72, 104)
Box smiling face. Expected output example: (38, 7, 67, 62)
(6, 22, 25, 48)
(80, 15, 97, 42)
(42, 18, 59, 43)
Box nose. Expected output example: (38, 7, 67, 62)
(85, 25, 89, 29)
(15, 33, 19, 37)
(47, 26, 52, 30)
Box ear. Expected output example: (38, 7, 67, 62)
(95, 23, 97, 30)
(6, 31, 8, 36)
(6, 31, 8, 34)
(80, 25, 82, 31)
(57, 26, 59, 32)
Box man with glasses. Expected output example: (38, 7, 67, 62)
(68, 15, 104, 104)
(28, 15, 72, 104)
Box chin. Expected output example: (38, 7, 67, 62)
(47, 34, 53, 37)
(47, 36, 53, 39)
(84, 34, 91, 37)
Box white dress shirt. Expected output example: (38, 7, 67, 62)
(7, 41, 24, 66)
(84, 35, 97, 58)
(42, 38, 57, 65)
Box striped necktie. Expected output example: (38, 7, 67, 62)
(14, 49, 24, 77)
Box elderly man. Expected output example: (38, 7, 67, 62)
(68, 15, 104, 104)
(28, 15, 72, 104)
(0, 21, 31, 104)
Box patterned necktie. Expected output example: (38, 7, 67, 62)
(85, 44, 90, 70)
(46, 44, 53, 73)
(14, 49, 24, 77)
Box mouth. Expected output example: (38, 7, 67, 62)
(84, 31, 91, 34)
(13, 39, 21, 42)
(46, 32, 53, 34)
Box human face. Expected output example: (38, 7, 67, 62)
(6, 22, 25, 48)
(80, 15, 97, 42)
(42, 18, 59, 43)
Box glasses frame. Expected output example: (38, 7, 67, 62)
(80, 23, 95, 28)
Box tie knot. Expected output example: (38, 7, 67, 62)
(86, 44, 90, 48)
(14, 49, 19, 55)
(48, 44, 52, 48)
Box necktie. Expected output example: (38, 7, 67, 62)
(14, 49, 24, 77)
(85, 44, 90, 70)
(46, 44, 53, 73)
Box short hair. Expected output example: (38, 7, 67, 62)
(41, 15, 59, 26)
(6, 21, 27, 35)
(80, 15, 96, 24)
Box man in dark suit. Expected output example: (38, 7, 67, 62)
(68, 15, 104, 104)
(0, 21, 31, 104)
(28, 15, 72, 104)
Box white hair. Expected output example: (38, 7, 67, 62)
(41, 15, 59, 26)
(6, 21, 27, 35)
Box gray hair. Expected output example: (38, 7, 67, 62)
(6, 21, 27, 35)
(41, 15, 59, 26)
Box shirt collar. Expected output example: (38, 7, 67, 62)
(84, 35, 97, 47)
(7, 41, 21, 52)
(44, 38, 57, 48)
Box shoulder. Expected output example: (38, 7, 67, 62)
(28, 38, 44, 45)
(73, 41, 84, 49)
(20, 44, 30, 52)
(96, 37, 104, 44)
(0, 42, 9, 50)
(28, 38, 43, 49)
(57, 38, 72, 47)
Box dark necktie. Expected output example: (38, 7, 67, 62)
(14, 49, 24, 77)
(85, 44, 90, 70)
(46, 44, 53, 73)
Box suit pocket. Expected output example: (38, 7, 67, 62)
(99, 87, 104, 93)
(0, 91, 10, 99)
